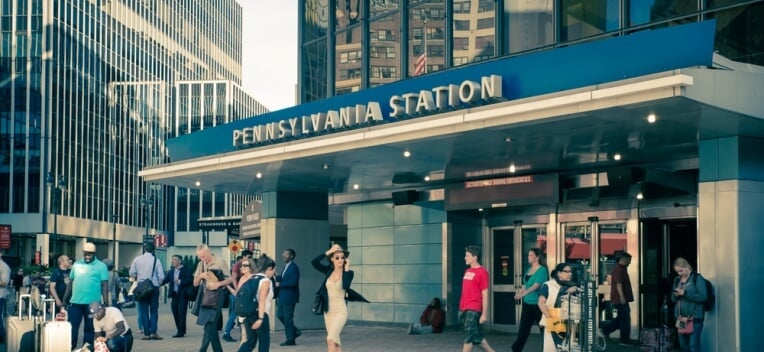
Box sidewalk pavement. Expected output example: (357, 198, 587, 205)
(2, 302, 641, 351)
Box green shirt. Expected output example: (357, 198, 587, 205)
(522, 266, 549, 305)
(69, 258, 109, 304)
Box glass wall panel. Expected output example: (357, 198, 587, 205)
(370, 0, 400, 18)
(504, 0, 554, 54)
(628, 0, 698, 26)
(369, 12, 401, 87)
(336, 0, 364, 30)
(409, 0, 446, 76)
(334, 25, 362, 96)
(304, 0, 329, 42)
(453, 0, 497, 67)
(709, 3, 764, 66)
(302, 39, 328, 102)
(560, 0, 620, 42)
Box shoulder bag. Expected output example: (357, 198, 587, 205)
(134, 256, 157, 302)
(675, 300, 694, 334)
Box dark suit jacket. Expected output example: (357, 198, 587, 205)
(163, 265, 193, 299)
(311, 254, 367, 313)
(278, 261, 300, 305)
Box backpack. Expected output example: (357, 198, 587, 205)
(235, 275, 265, 317)
(693, 273, 715, 312)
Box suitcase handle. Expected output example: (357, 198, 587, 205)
(41, 296, 57, 322)
(17, 293, 33, 320)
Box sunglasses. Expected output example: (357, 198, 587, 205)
(241, 264, 251, 267)
(560, 270, 572, 273)
(333, 256, 346, 260)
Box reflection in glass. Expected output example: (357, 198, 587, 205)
(524, 227, 548, 277)
(709, 3, 764, 66)
(504, 0, 554, 54)
(453, 0, 496, 67)
(370, 0, 400, 18)
(409, 0, 446, 76)
(370, 12, 401, 87)
(560, 0, 620, 42)
(335, 25, 363, 96)
(336, 0, 363, 30)
(304, 0, 329, 41)
(302, 40, 328, 102)
(629, 0, 698, 26)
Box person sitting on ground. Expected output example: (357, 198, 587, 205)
(90, 301, 134, 352)
(408, 297, 446, 334)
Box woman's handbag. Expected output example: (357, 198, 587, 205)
(546, 307, 567, 334)
(312, 292, 325, 315)
(675, 300, 694, 334)
(201, 286, 222, 308)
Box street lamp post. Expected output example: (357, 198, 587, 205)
(46, 172, 65, 257)
(140, 195, 154, 251)
(112, 214, 119, 266)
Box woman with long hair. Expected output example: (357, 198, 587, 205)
(511, 248, 548, 351)
(537, 263, 578, 352)
(311, 244, 354, 352)
(237, 254, 276, 352)
(671, 257, 707, 352)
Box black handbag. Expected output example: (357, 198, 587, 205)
(134, 256, 157, 302)
(201, 286, 222, 308)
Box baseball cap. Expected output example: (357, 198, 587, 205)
(83, 242, 96, 253)
(88, 301, 104, 318)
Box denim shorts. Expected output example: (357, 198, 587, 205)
(460, 310, 484, 344)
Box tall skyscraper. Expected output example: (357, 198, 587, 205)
(0, 0, 267, 265)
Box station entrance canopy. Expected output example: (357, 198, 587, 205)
(139, 21, 764, 207)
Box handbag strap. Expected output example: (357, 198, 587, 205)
(149, 255, 157, 283)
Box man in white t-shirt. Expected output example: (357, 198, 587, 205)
(90, 301, 133, 352)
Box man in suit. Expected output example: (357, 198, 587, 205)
(276, 248, 301, 346)
(162, 255, 193, 338)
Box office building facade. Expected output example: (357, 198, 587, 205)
(0, 0, 267, 267)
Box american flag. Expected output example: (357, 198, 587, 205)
(414, 53, 427, 76)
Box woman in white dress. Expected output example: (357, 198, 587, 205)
(311, 244, 354, 352)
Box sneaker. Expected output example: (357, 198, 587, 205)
(222, 334, 237, 342)
(150, 333, 163, 340)
(407, 324, 414, 335)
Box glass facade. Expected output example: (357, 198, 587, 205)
(0, 0, 266, 253)
(300, 0, 764, 103)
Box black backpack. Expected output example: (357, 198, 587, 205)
(235, 275, 265, 317)
(693, 273, 715, 312)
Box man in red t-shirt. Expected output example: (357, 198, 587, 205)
(458, 245, 495, 352)
(600, 251, 634, 345)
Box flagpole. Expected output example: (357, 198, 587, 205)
(423, 18, 427, 74)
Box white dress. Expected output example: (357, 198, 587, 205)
(324, 278, 347, 345)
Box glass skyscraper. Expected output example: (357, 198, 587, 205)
(299, 0, 763, 102)
(0, 0, 267, 266)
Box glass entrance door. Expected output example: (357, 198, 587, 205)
(490, 224, 547, 332)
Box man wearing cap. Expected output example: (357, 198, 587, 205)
(90, 301, 134, 352)
(64, 242, 110, 350)
(129, 243, 165, 340)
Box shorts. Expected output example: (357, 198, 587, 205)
(460, 310, 484, 345)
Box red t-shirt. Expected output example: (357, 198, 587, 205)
(459, 266, 489, 312)
(609, 264, 633, 303)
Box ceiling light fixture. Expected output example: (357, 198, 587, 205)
(509, 164, 516, 173)
(647, 113, 657, 123)
(353, 184, 359, 190)
(256, 172, 262, 179)
(636, 192, 644, 200)
(424, 175, 431, 182)
(323, 163, 329, 170)
(613, 153, 622, 161)
(195, 180, 201, 187)
(403, 150, 411, 158)
(504, 137, 514, 143)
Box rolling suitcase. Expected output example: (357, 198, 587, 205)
(38, 297, 73, 352)
(640, 325, 675, 352)
(6, 294, 36, 352)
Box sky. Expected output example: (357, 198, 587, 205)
(237, 1, 299, 112)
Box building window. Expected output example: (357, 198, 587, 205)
(454, 20, 470, 30)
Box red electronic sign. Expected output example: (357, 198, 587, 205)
(0, 224, 10, 249)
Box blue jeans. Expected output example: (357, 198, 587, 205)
(276, 302, 298, 341)
(137, 286, 160, 335)
(677, 320, 703, 352)
(224, 294, 236, 335)
(237, 314, 270, 352)
(106, 329, 134, 352)
(601, 303, 631, 342)
(69, 303, 95, 348)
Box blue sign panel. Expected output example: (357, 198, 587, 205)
(167, 20, 715, 162)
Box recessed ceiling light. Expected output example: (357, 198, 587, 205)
(504, 137, 514, 143)
(256, 172, 262, 178)
(353, 184, 359, 190)
(636, 192, 644, 200)
(509, 164, 516, 173)
(403, 150, 411, 158)
(647, 113, 657, 123)
(195, 180, 201, 187)
(613, 153, 622, 161)
(424, 175, 431, 182)
(323, 163, 329, 170)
